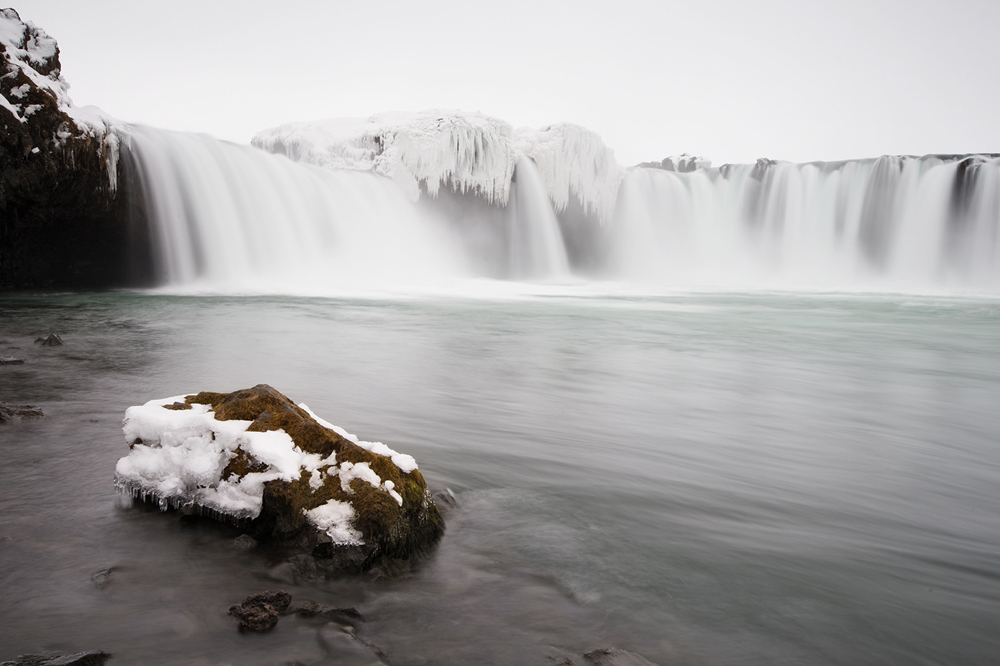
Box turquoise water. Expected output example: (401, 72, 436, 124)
(1, 291, 998, 665)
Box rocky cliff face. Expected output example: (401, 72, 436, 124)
(0, 8, 151, 289)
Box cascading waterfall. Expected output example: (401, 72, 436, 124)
(611, 155, 1000, 291)
(507, 157, 570, 280)
(124, 123, 1000, 294)
(127, 125, 465, 292)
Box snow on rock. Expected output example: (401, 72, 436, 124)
(0, 8, 71, 110)
(114, 385, 444, 566)
(637, 153, 712, 173)
(253, 111, 626, 223)
(0, 9, 124, 188)
(252, 110, 517, 204)
(304, 499, 364, 546)
(300, 402, 419, 474)
(514, 122, 624, 223)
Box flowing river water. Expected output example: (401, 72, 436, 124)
(1, 289, 999, 665)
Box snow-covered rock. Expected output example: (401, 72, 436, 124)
(0, 9, 132, 288)
(254, 111, 626, 223)
(114, 385, 444, 571)
(636, 153, 712, 173)
(0, 9, 123, 181)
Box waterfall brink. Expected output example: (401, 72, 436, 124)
(612, 156, 1000, 292)
(124, 123, 1000, 294)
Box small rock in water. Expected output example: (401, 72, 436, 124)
(317, 623, 389, 665)
(91, 567, 116, 590)
(229, 590, 292, 632)
(0, 356, 24, 365)
(294, 601, 365, 626)
(0, 652, 111, 666)
(33, 334, 63, 346)
(232, 534, 257, 550)
(0, 403, 44, 423)
(433, 487, 458, 509)
(583, 648, 659, 666)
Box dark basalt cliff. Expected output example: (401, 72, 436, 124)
(0, 8, 152, 289)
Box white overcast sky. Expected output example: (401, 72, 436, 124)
(12, 0, 1000, 165)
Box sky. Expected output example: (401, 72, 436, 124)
(11, 0, 1000, 166)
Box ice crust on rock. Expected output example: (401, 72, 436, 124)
(253, 110, 625, 223)
(114, 394, 416, 533)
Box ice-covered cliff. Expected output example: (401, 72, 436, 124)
(252, 110, 623, 224)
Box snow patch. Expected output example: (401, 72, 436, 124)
(304, 499, 364, 545)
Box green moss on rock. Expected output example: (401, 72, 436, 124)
(180, 384, 444, 571)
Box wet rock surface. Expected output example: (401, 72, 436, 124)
(0, 356, 24, 364)
(33, 334, 62, 346)
(316, 623, 389, 666)
(294, 601, 365, 626)
(228, 590, 292, 632)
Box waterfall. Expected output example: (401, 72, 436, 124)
(611, 156, 1000, 291)
(126, 125, 465, 292)
(507, 157, 570, 280)
(124, 123, 1000, 294)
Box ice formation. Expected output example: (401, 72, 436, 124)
(114, 394, 414, 540)
(253, 111, 624, 223)
(0, 9, 123, 189)
(252, 110, 518, 205)
(514, 123, 624, 223)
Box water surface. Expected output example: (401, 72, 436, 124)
(1, 290, 998, 665)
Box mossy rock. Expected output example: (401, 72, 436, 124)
(119, 384, 444, 573)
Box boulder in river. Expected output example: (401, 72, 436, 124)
(114, 384, 444, 572)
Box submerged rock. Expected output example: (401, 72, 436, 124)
(294, 601, 365, 626)
(228, 590, 292, 632)
(232, 533, 258, 550)
(0, 403, 44, 422)
(317, 623, 389, 666)
(0, 652, 111, 666)
(0, 356, 24, 364)
(583, 648, 659, 666)
(114, 384, 444, 572)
